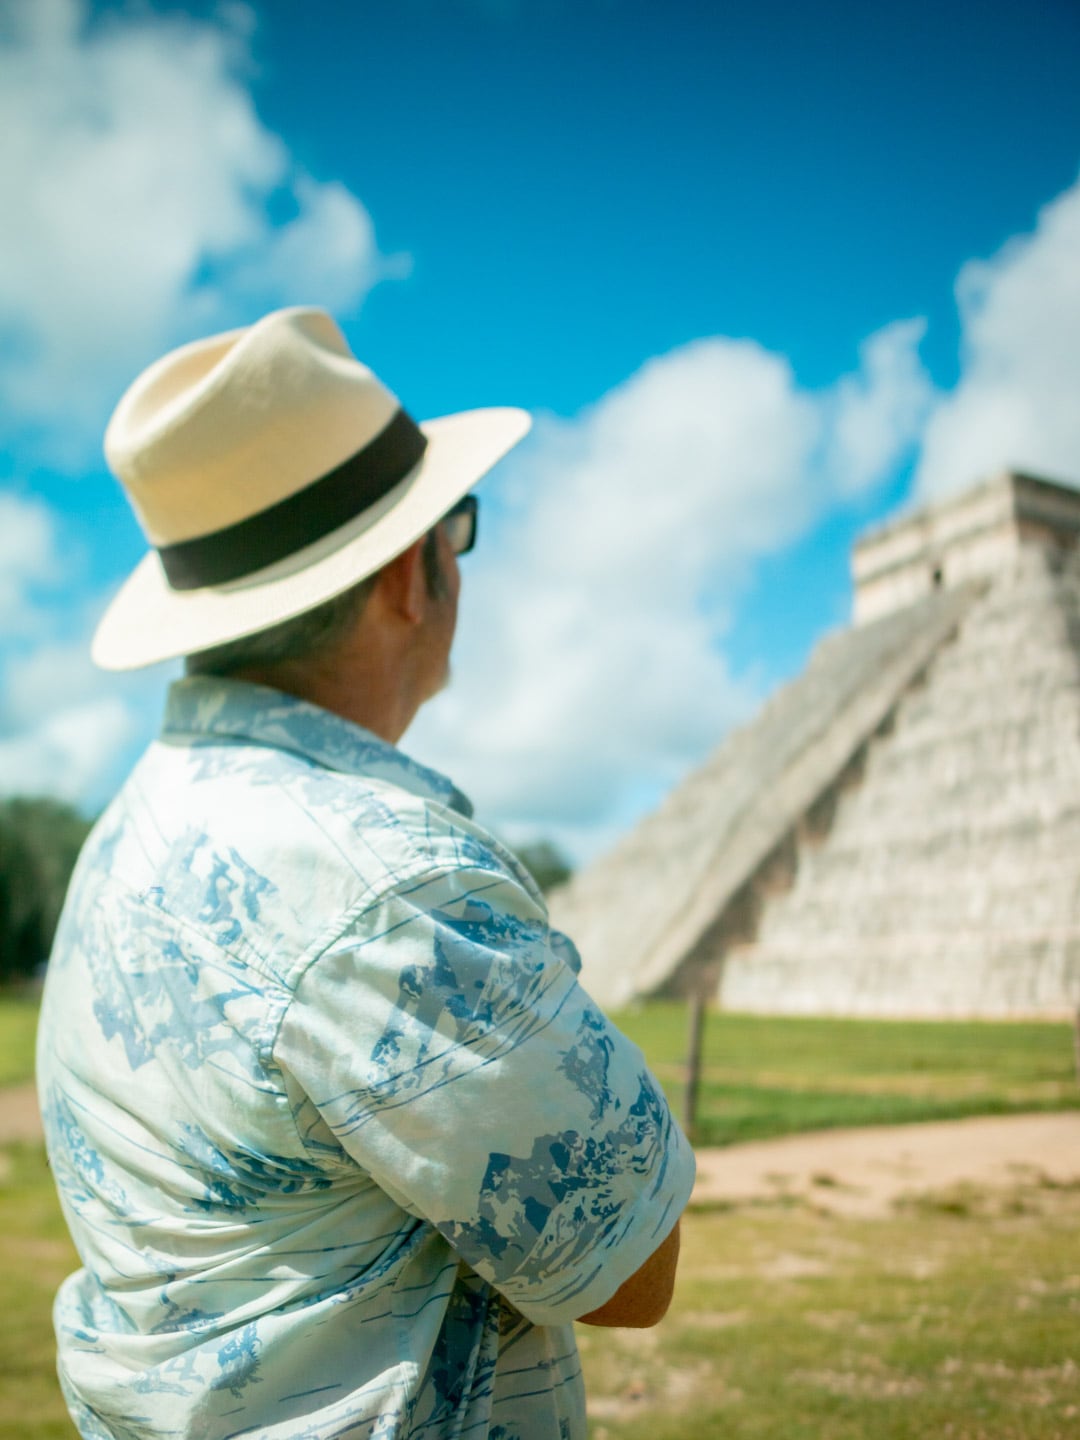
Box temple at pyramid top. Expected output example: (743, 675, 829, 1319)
(853, 469, 1080, 623)
(551, 470, 1080, 1019)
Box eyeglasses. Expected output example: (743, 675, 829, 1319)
(442, 494, 478, 556)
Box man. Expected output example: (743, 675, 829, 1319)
(36, 308, 695, 1439)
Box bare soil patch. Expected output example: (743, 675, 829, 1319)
(0, 1083, 41, 1145)
(692, 1111, 1080, 1215)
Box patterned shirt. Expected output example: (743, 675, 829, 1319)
(37, 678, 695, 1440)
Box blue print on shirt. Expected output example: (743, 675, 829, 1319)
(558, 1005, 616, 1124)
(423, 1275, 498, 1425)
(345, 899, 552, 1123)
(176, 1124, 334, 1211)
(196, 846, 274, 944)
(441, 1073, 672, 1283)
(90, 928, 257, 1074)
(210, 1323, 262, 1399)
(46, 1094, 139, 1219)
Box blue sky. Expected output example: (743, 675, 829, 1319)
(2, 0, 1080, 859)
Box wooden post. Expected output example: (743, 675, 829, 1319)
(683, 992, 706, 1142)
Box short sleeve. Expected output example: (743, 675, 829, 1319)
(275, 862, 696, 1327)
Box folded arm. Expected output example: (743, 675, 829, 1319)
(576, 1219, 681, 1328)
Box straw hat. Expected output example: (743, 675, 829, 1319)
(92, 307, 531, 670)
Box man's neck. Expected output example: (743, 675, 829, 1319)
(234, 641, 427, 747)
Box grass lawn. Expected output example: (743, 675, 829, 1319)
(3, 1140, 1079, 1439)
(0, 1144, 77, 1437)
(0, 987, 42, 1088)
(578, 1175, 1080, 1439)
(610, 1003, 1079, 1145)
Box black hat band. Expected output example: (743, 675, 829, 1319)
(157, 408, 428, 591)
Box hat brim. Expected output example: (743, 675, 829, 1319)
(92, 406, 531, 671)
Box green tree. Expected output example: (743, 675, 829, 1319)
(0, 798, 92, 983)
(513, 838, 573, 894)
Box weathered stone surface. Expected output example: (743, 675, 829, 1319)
(853, 469, 1080, 623)
(550, 586, 979, 1008)
(553, 471, 1080, 1017)
(722, 545, 1080, 1016)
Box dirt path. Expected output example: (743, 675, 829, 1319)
(692, 1111, 1080, 1215)
(5, 1084, 1078, 1216)
(0, 1082, 43, 1144)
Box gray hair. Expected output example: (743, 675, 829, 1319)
(185, 530, 447, 677)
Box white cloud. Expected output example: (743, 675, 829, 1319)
(0, 615, 175, 812)
(4, 638, 108, 729)
(0, 493, 60, 630)
(414, 175, 1080, 862)
(0, 696, 136, 809)
(231, 177, 392, 314)
(410, 324, 930, 860)
(0, 0, 395, 461)
(0, 0, 399, 814)
(826, 319, 935, 497)
(915, 170, 1080, 500)
(0, 489, 173, 812)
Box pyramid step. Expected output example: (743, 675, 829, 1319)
(719, 931, 1080, 1017)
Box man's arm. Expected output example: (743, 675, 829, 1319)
(277, 862, 697, 1329)
(576, 1219, 682, 1329)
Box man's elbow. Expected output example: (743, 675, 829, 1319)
(575, 1220, 681, 1329)
(577, 1284, 674, 1329)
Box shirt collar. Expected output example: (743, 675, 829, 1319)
(162, 676, 474, 818)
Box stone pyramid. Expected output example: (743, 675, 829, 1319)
(549, 471, 1080, 1018)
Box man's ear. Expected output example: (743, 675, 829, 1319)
(374, 537, 427, 625)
